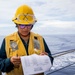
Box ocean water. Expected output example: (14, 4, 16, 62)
(43, 34, 75, 75)
(0, 34, 75, 75)
(43, 34, 75, 54)
(0, 34, 75, 54)
(0, 36, 4, 47)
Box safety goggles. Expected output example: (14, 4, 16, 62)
(16, 14, 36, 24)
(18, 24, 33, 29)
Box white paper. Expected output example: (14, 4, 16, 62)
(21, 54, 52, 75)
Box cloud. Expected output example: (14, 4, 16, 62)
(0, 24, 14, 27)
(32, 20, 75, 35)
(43, 20, 75, 28)
(0, 0, 75, 35)
(0, 0, 75, 21)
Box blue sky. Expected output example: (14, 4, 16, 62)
(0, 0, 75, 35)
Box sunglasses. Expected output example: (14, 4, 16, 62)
(18, 24, 33, 29)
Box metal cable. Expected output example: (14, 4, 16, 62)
(52, 49, 75, 58)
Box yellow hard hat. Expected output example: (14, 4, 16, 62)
(12, 4, 37, 25)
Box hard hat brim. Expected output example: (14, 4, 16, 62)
(12, 18, 35, 25)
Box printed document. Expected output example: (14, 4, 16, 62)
(21, 54, 52, 75)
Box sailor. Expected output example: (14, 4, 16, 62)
(0, 4, 53, 75)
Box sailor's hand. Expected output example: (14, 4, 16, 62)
(10, 56, 21, 68)
(40, 51, 48, 55)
